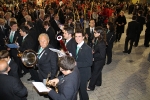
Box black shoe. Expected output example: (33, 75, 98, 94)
(106, 62, 111, 65)
(123, 51, 128, 53)
(27, 78, 33, 81)
(128, 50, 131, 54)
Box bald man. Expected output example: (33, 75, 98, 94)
(0, 60, 27, 100)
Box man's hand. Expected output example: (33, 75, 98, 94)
(47, 78, 59, 86)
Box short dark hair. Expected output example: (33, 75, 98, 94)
(20, 25, 29, 34)
(132, 15, 137, 20)
(58, 56, 76, 71)
(94, 26, 106, 43)
(44, 14, 50, 20)
(43, 20, 50, 26)
(64, 27, 74, 35)
(75, 28, 85, 36)
(138, 10, 143, 15)
(0, 50, 9, 59)
(10, 21, 17, 27)
(26, 21, 33, 27)
(107, 22, 115, 32)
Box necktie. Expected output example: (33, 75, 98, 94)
(76, 46, 80, 55)
(10, 31, 14, 43)
(37, 47, 43, 59)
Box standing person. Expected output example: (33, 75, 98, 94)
(87, 26, 106, 91)
(0, 50, 19, 79)
(115, 11, 126, 42)
(123, 16, 140, 54)
(144, 16, 150, 47)
(106, 22, 116, 64)
(75, 29, 93, 100)
(63, 27, 76, 58)
(37, 33, 58, 81)
(85, 19, 95, 47)
(47, 56, 80, 100)
(0, 60, 27, 100)
(134, 10, 145, 47)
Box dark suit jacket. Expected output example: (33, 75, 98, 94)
(0, 26, 7, 50)
(48, 66, 80, 100)
(19, 35, 35, 52)
(45, 27, 57, 49)
(0, 74, 27, 100)
(106, 31, 115, 47)
(37, 44, 58, 81)
(8, 59, 19, 79)
(33, 10, 40, 20)
(126, 20, 140, 38)
(50, 19, 61, 34)
(85, 27, 94, 47)
(66, 38, 77, 59)
(58, 9, 65, 24)
(76, 43, 93, 80)
(93, 40, 106, 62)
(36, 18, 44, 34)
(136, 15, 145, 32)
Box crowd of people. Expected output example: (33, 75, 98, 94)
(0, 0, 150, 100)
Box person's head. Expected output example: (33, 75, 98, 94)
(4, 12, 12, 20)
(63, 27, 74, 40)
(94, 26, 106, 42)
(68, 17, 73, 23)
(25, 21, 33, 28)
(43, 21, 50, 29)
(89, 19, 95, 28)
(24, 15, 32, 21)
(138, 10, 143, 16)
(132, 15, 137, 20)
(19, 25, 29, 36)
(44, 14, 50, 21)
(10, 21, 18, 31)
(39, 14, 45, 20)
(54, 14, 59, 21)
(10, 18, 17, 23)
(0, 18, 5, 25)
(58, 56, 76, 75)
(106, 22, 115, 32)
(120, 11, 124, 16)
(0, 60, 10, 74)
(38, 33, 49, 48)
(0, 50, 10, 62)
(75, 29, 84, 44)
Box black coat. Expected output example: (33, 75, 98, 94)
(37, 44, 58, 81)
(0, 26, 7, 50)
(45, 27, 57, 49)
(126, 20, 140, 38)
(0, 74, 27, 100)
(19, 35, 35, 52)
(85, 27, 94, 47)
(50, 19, 61, 34)
(66, 38, 77, 59)
(76, 43, 93, 80)
(36, 18, 44, 34)
(8, 59, 19, 79)
(136, 15, 145, 32)
(116, 15, 127, 33)
(48, 67, 80, 100)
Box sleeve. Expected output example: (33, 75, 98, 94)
(13, 78, 28, 98)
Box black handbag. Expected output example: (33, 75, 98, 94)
(148, 53, 150, 62)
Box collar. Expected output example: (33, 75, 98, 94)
(90, 27, 94, 30)
(77, 41, 84, 48)
(8, 59, 11, 64)
(66, 38, 72, 43)
(23, 34, 28, 40)
(46, 27, 49, 31)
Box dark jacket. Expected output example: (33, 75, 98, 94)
(116, 15, 127, 33)
(0, 74, 27, 100)
(136, 15, 145, 32)
(48, 67, 80, 100)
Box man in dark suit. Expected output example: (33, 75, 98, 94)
(47, 56, 80, 100)
(37, 33, 58, 81)
(85, 19, 95, 47)
(123, 16, 140, 54)
(58, 5, 66, 24)
(63, 27, 76, 58)
(7, 21, 23, 77)
(0, 50, 19, 79)
(0, 60, 27, 100)
(75, 29, 93, 100)
(43, 21, 58, 49)
(33, 6, 40, 20)
(134, 10, 145, 47)
(36, 14, 45, 34)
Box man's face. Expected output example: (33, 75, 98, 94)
(75, 33, 84, 44)
(89, 20, 95, 28)
(11, 24, 18, 31)
(19, 29, 25, 36)
(39, 36, 49, 48)
(63, 30, 70, 40)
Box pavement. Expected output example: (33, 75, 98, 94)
(21, 13, 150, 100)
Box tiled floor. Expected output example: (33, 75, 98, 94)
(21, 13, 150, 100)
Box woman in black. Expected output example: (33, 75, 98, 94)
(87, 26, 106, 91)
(106, 22, 115, 64)
(115, 11, 126, 42)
